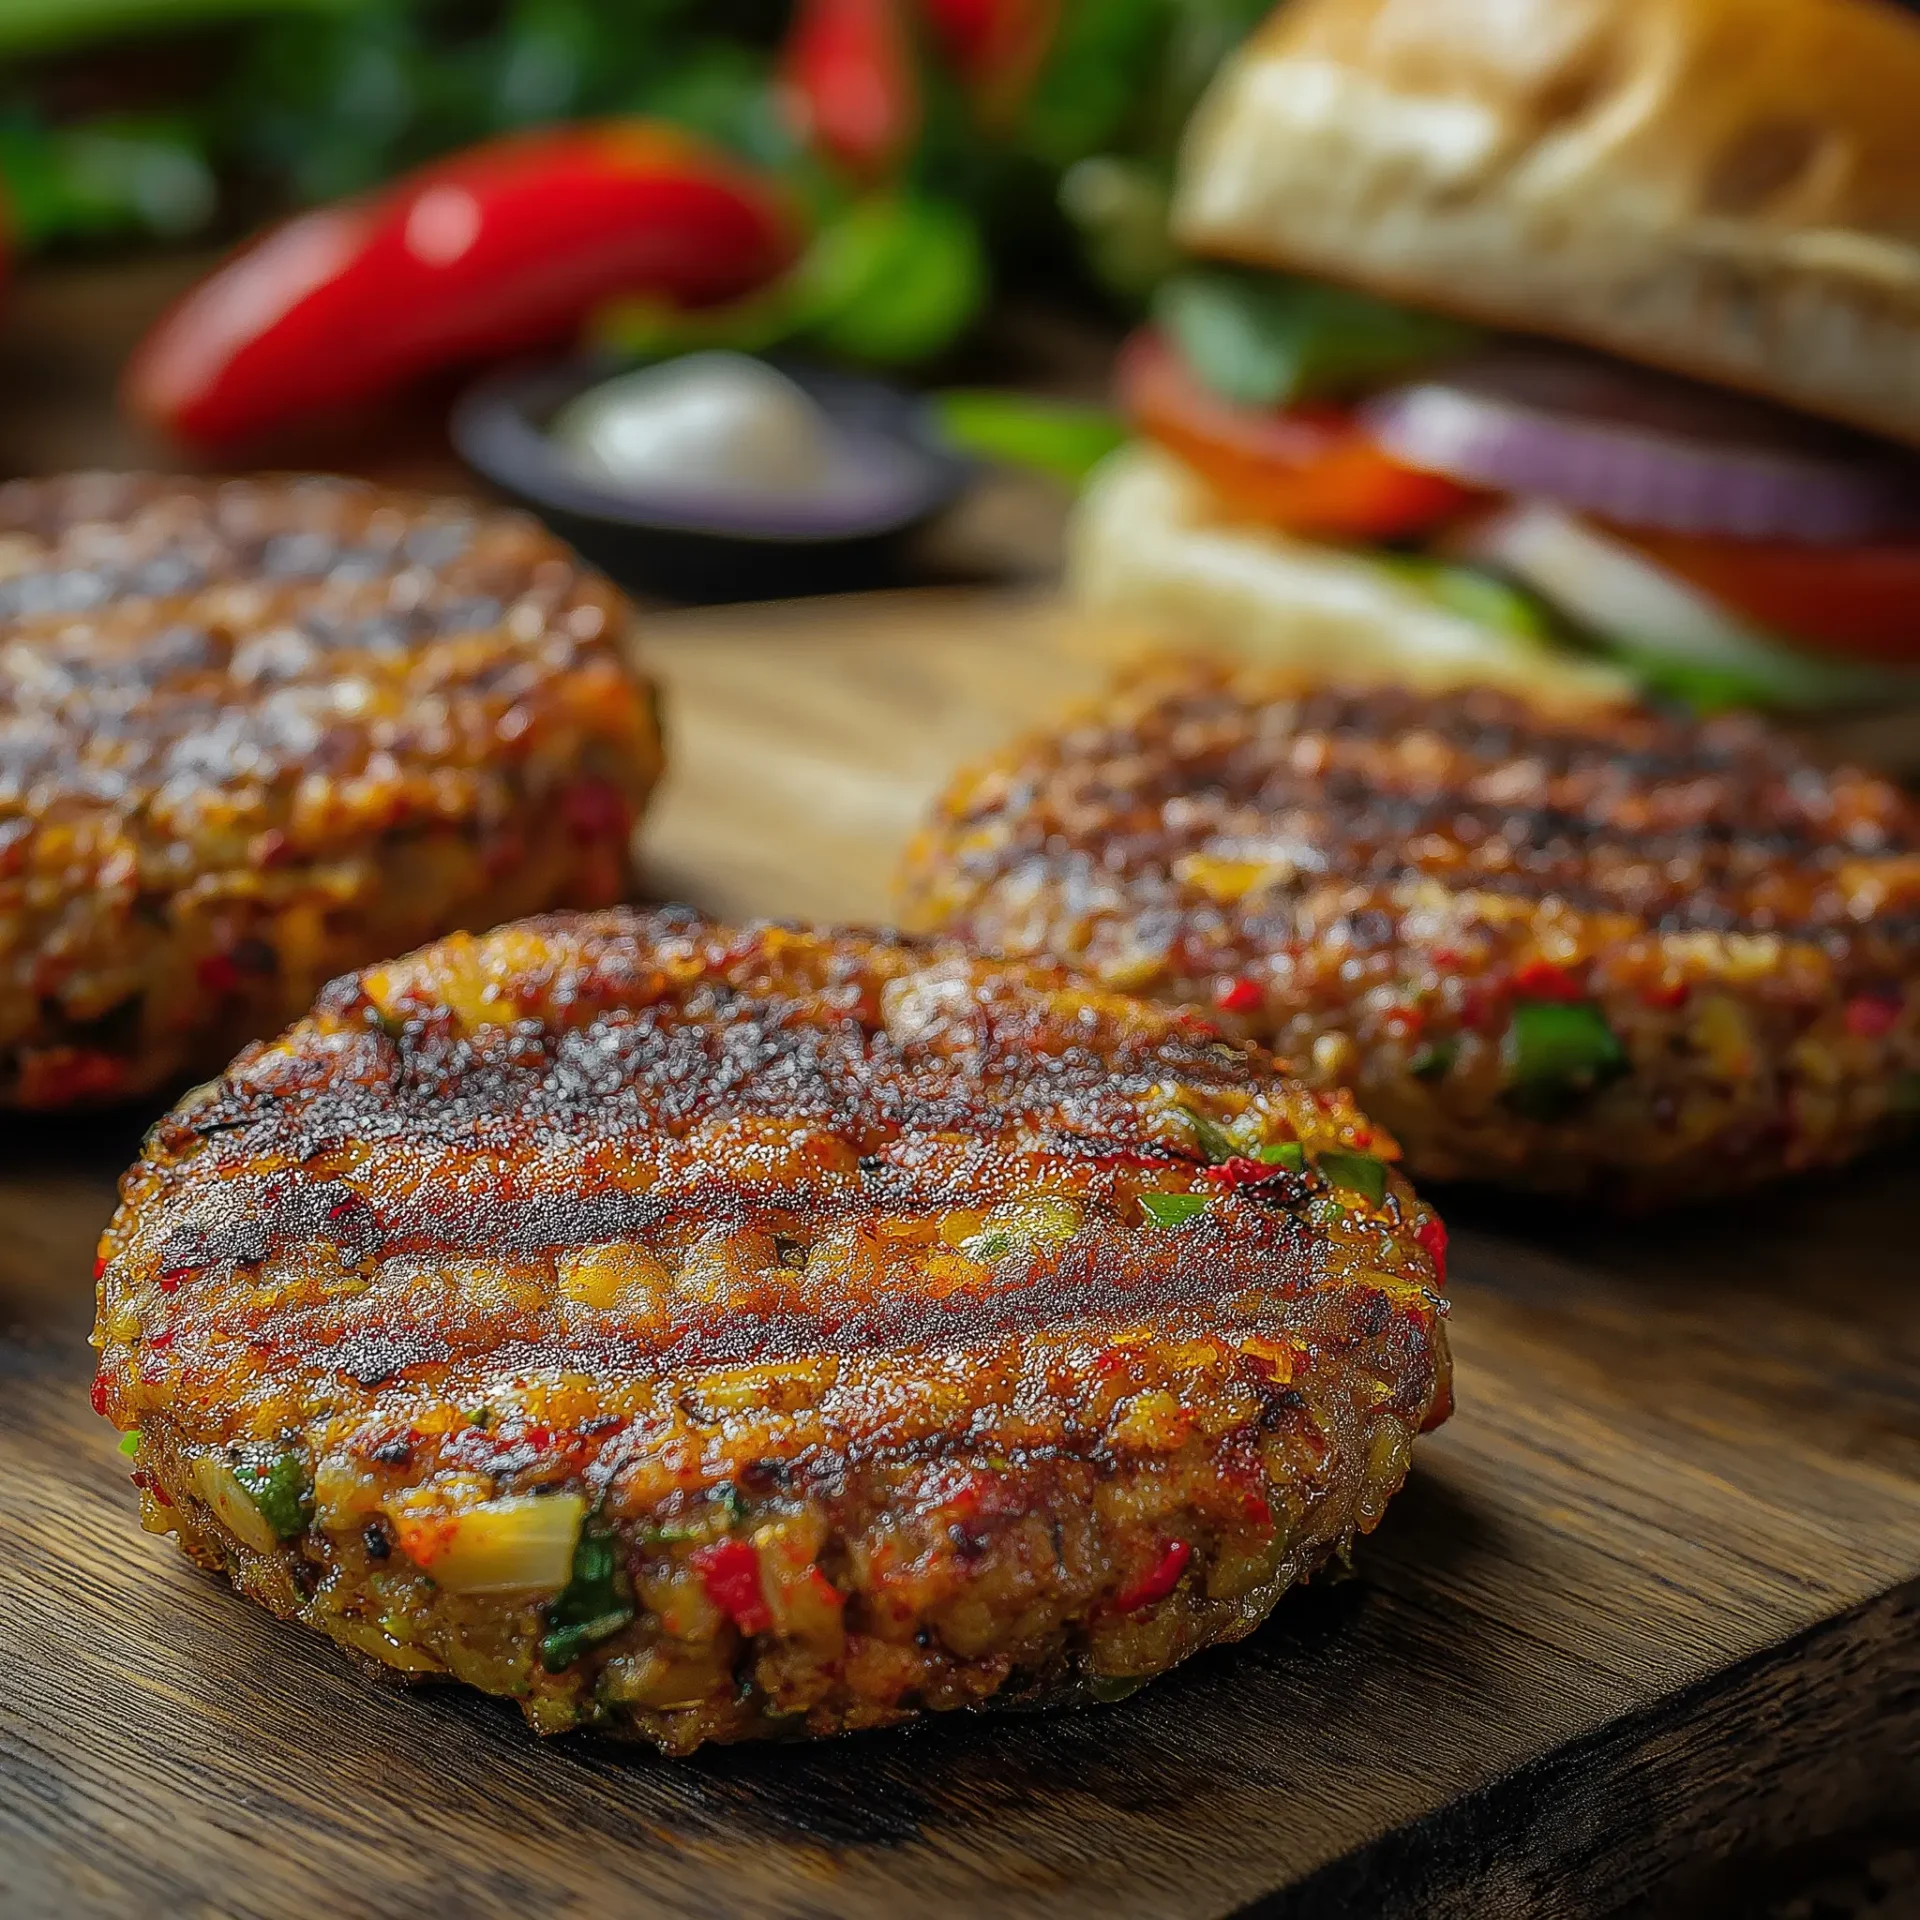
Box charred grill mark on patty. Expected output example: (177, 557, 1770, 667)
(899, 660, 1920, 1202)
(91, 911, 1448, 1751)
(0, 472, 664, 1107)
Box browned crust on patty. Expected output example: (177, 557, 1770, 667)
(91, 909, 1448, 1751)
(0, 471, 663, 1108)
(898, 657, 1920, 1202)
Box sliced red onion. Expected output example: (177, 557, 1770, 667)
(1361, 349, 1920, 546)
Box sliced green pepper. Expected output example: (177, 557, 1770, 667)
(1139, 1192, 1210, 1228)
(1503, 1000, 1628, 1119)
(1256, 1141, 1306, 1172)
(539, 1519, 635, 1673)
(1317, 1150, 1388, 1206)
(230, 1447, 313, 1541)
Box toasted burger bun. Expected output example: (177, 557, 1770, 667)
(1175, 0, 1920, 448)
(1068, 443, 1631, 708)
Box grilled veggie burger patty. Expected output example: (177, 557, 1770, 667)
(900, 659, 1920, 1203)
(0, 471, 662, 1108)
(90, 909, 1449, 1752)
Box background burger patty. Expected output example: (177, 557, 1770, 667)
(0, 471, 663, 1108)
(90, 909, 1449, 1754)
(899, 659, 1920, 1204)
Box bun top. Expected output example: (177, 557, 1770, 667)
(1174, 0, 1920, 446)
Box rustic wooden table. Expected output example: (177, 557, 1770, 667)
(0, 264, 1916, 1920)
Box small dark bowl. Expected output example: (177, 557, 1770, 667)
(450, 355, 971, 603)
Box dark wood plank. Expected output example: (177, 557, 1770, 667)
(2, 593, 1917, 1920)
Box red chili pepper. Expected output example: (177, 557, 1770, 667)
(89, 1378, 110, 1417)
(1511, 957, 1585, 1002)
(1112, 1540, 1192, 1614)
(92, 1254, 107, 1282)
(1417, 1213, 1448, 1286)
(1241, 1491, 1274, 1529)
(1213, 976, 1263, 1015)
(782, 0, 921, 181)
(125, 123, 801, 448)
(919, 0, 1061, 112)
(1844, 992, 1901, 1039)
(1204, 1156, 1285, 1192)
(689, 1539, 773, 1636)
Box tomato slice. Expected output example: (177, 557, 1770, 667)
(1116, 329, 1478, 542)
(1624, 527, 1920, 665)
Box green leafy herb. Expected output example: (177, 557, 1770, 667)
(1256, 1142, 1306, 1172)
(1139, 1192, 1210, 1228)
(0, 0, 349, 60)
(1154, 269, 1480, 410)
(1409, 1038, 1460, 1084)
(932, 391, 1127, 487)
(230, 1447, 313, 1541)
(539, 1520, 635, 1673)
(1317, 1150, 1389, 1206)
(798, 196, 989, 367)
(1503, 1000, 1628, 1119)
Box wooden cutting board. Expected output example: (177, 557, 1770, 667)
(1, 589, 1916, 1920)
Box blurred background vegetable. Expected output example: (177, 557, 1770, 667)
(0, 0, 1270, 367)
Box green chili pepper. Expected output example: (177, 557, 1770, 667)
(539, 1519, 635, 1673)
(1409, 1038, 1459, 1084)
(117, 1430, 142, 1458)
(1317, 1150, 1388, 1206)
(231, 1447, 313, 1541)
(1503, 1000, 1628, 1119)
(1256, 1142, 1305, 1172)
(1139, 1192, 1209, 1228)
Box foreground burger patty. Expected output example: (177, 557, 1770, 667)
(90, 909, 1449, 1752)
(900, 659, 1920, 1203)
(0, 471, 663, 1108)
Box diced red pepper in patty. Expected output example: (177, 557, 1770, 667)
(689, 1539, 774, 1635)
(1112, 1539, 1192, 1613)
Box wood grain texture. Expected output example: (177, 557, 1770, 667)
(1, 591, 1916, 1920)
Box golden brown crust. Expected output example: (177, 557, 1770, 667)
(92, 910, 1449, 1749)
(900, 657, 1920, 1201)
(0, 472, 663, 1106)
(1175, 0, 1920, 444)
